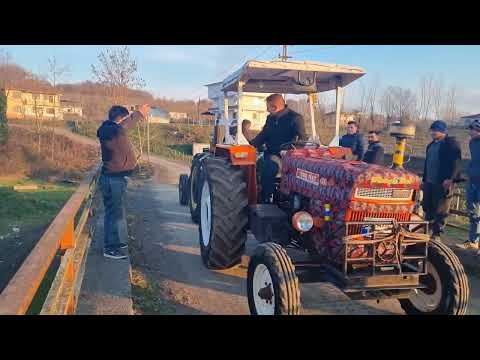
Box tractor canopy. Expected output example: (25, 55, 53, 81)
(221, 60, 366, 94)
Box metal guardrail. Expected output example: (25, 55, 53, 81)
(0, 163, 101, 315)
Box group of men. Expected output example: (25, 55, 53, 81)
(95, 94, 480, 260)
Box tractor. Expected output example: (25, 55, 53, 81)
(178, 59, 469, 315)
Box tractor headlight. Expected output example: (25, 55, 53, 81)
(292, 211, 314, 233)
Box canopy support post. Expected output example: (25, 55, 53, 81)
(330, 77, 344, 146)
(236, 81, 249, 145)
(223, 91, 234, 144)
(308, 93, 317, 141)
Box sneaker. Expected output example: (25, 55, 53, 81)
(431, 235, 442, 242)
(103, 248, 128, 260)
(118, 242, 128, 250)
(458, 241, 479, 250)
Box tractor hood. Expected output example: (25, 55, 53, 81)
(222, 60, 366, 94)
(279, 150, 421, 218)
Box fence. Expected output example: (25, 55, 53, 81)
(0, 163, 101, 315)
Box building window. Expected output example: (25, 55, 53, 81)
(49, 96, 54, 103)
(12, 91, 22, 99)
(252, 113, 257, 120)
(14, 106, 22, 113)
(46, 108, 55, 115)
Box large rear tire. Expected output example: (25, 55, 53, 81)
(247, 242, 300, 315)
(198, 157, 248, 269)
(189, 153, 208, 223)
(399, 239, 469, 315)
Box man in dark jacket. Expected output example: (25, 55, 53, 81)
(459, 119, 480, 251)
(340, 121, 364, 160)
(250, 94, 305, 203)
(363, 130, 384, 165)
(422, 120, 462, 240)
(97, 104, 149, 259)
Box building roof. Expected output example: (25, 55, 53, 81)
(3, 87, 62, 96)
(461, 113, 480, 119)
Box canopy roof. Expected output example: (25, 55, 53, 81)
(221, 60, 366, 94)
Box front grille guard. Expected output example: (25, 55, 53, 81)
(343, 220, 429, 279)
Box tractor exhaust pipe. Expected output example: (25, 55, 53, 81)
(389, 120, 416, 169)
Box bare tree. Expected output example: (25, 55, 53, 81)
(45, 56, 70, 162)
(418, 74, 434, 123)
(432, 75, 444, 120)
(380, 86, 417, 122)
(91, 46, 145, 104)
(442, 84, 458, 124)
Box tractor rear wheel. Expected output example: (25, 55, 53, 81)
(247, 242, 300, 315)
(178, 174, 189, 206)
(198, 157, 248, 269)
(399, 239, 469, 315)
(189, 154, 208, 223)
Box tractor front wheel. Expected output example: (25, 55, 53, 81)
(247, 242, 300, 315)
(198, 157, 248, 269)
(399, 239, 469, 315)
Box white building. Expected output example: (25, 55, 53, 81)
(206, 82, 271, 131)
(169, 111, 188, 120)
(61, 99, 83, 117)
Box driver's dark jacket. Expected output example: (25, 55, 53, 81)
(250, 107, 305, 156)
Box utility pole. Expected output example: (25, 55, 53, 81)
(197, 96, 201, 125)
(279, 45, 291, 62)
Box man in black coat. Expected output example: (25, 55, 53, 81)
(340, 121, 364, 160)
(422, 120, 462, 240)
(250, 94, 305, 203)
(363, 130, 385, 165)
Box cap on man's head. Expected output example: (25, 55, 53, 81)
(430, 120, 448, 133)
(108, 105, 129, 122)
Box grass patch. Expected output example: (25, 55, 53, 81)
(130, 269, 176, 315)
(0, 178, 76, 236)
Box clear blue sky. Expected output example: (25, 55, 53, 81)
(1, 45, 479, 113)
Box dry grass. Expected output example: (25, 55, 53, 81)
(0, 126, 98, 181)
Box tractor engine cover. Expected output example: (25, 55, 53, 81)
(279, 148, 421, 223)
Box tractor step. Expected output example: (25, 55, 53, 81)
(249, 204, 289, 244)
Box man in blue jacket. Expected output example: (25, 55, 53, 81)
(422, 120, 462, 241)
(460, 119, 480, 252)
(340, 121, 364, 160)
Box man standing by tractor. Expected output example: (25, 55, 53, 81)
(340, 120, 365, 160)
(422, 120, 462, 241)
(363, 130, 384, 165)
(459, 119, 480, 251)
(97, 104, 150, 259)
(250, 94, 305, 203)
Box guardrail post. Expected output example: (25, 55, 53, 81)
(60, 218, 75, 250)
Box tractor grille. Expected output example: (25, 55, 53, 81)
(355, 188, 413, 200)
(346, 211, 411, 235)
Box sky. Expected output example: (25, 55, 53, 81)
(1, 45, 479, 113)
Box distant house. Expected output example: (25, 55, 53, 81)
(460, 113, 480, 127)
(3, 87, 63, 120)
(169, 112, 188, 120)
(149, 107, 170, 124)
(61, 99, 83, 118)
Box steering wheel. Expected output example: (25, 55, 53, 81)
(279, 140, 321, 151)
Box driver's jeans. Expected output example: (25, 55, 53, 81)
(261, 153, 279, 203)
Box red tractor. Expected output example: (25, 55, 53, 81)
(179, 60, 469, 315)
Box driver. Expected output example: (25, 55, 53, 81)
(249, 94, 305, 203)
